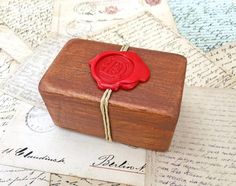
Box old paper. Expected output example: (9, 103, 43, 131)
(0, 101, 146, 185)
(140, 0, 176, 30)
(2, 12, 236, 108)
(0, 164, 49, 186)
(168, 0, 236, 52)
(90, 12, 236, 88)
(50, 173, 126, 186)
(51, 0, 141, 37)
(0, 25, 32, 63)
(0, 36, 69, 107)
(145, 87, 236, 186)
(0, 49, 19, 84)
(0, 92, 50, 185)
(0, 93, 21, 139)
(207, 42, 236, 78)
(0, 0, 54, 48)
(1, 88, 128, 185)
(51, 0, 176, 38)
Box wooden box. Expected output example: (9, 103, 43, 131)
(39, 39, 187, 151)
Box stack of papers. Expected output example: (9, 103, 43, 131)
(0, 0, 235, 185)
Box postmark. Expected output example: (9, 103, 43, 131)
(25, 107, 55, 133)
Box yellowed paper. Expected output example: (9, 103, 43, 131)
(51, 0, 176, 38)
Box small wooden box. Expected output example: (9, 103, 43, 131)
(39, 39, 187, 151)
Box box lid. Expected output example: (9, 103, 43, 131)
(39, 38, 187, 130)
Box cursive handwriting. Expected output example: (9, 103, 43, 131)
(90, 12, 236, 89)
(1, 147, 65, 164)
(0, 50, 18, 83)
(0, 36, 68, 108)
(168, 0, 236, 51)
(145, 87, 236, 186)
(91, 154, 145, 174)
(0, 93, 20, 138)
(207, 42, 236, 79)
(0, 171, 48, 186)
(0, 0, 54, 48)
(50, 173, 123, 186)
(0, 163, 49, 186)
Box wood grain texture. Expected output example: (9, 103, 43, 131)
(39, 39, 187, 151)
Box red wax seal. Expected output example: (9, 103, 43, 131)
(89, 51, 150, 91)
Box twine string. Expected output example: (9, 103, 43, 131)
(120, 44, 129, 51)
(104, 89, 112, 141)
(100, 89, 109, 140)
(100, 44, 129, 141)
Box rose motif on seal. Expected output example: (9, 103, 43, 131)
(89, 51, 150, 91)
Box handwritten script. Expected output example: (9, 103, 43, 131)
(0, 164, 49, 186)
(91, 155, 145, 174)
(168, 0, 236, 51)
(145, 87, 236, 186)
(2, 147, 65, 164)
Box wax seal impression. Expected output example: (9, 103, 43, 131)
(89, 51, 150, 91)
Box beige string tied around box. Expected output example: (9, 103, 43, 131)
(100, 44, 129, 141)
